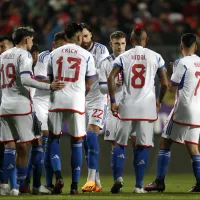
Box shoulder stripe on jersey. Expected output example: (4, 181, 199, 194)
(94, 42, 106, 54)
(38, 51, 50, 63)
(99, 82, 107, 85)
(89, 43, 95, 52)
(86, 56, 90, 73)
(174, 59, 181, 68)
(113, 63, 122, 68)
(20, 71, 32, 75)
(35, 75, 46, 79)
(119, 57, 123, 68)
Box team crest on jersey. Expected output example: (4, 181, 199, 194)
(106, 130, 110, 137)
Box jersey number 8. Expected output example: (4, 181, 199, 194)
(131, 64, 145, 88)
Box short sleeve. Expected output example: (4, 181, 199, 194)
(19, 52, 33, 75)
(157, 54, 165, 69)
(171, 60, 187, 84)
(86, 55, 96, 77)
(113, 55, 123, 70)
(98, 59, 108, 83)
(34, 54, 50, 79)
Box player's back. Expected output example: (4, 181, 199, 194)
(49, 43, 95, 113)
(172, 55, 200, 125)
(115, 46, 165, 120)
(0, 47, 33, 115)
(86, 42, 109, 104)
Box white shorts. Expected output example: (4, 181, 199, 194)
(34, 103, 48, 130)
(48, 111, 86, 138)
(104, 111, 119, 141)
(86, 101, 107, 130)
(162, 119, 200, 145)
(0, 113, 41, 143)
(115, 120, 154, 146)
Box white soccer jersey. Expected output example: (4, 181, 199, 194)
(85, 42, 109, 104)
(33, 50, 50, 104)
(114, 46, 165, 120)
(0, 47, 33, 116)
(171, 55, 200, 126)
(99, 54, 123, 105)
(48, 43, 96, 113)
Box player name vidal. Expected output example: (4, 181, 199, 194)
(132, 55, 146, 60)
(61, 48, 78, 54)
(3, 53, 15, 59)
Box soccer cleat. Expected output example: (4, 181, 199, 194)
(45, 184, 54, 194)
(188, 184, 200, 192)
(82, 180, 96, 192)
(70, 183, 78, 195)
(0, 184, 10, 195)
(32, 185, 51, 195)
(9, 189, 19, 196)
(93, 185, 103, 192)
(110, 182, 124, 194)
(134, 187, 148, 193)
(53, 179, 64, 194)
(70, 189, 78, 195)
(144, 180, 165, 192)
(19, 184, 31, 194)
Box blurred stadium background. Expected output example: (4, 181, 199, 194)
(0, 0, 198, 176)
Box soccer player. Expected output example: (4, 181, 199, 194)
(47, 23, 96, 194)
(108, 26, 168, 193)
(0, 35, 13, 195)
(80, 23, 109, 193)
(0, 27, 65, 195)
(98, 30, 126, 180)
(144, 33, 200, 193)
(20, 31, 68, 193)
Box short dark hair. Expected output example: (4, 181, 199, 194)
(54, 31, 66, 41)
(12, 27, 34, 45)
(110, 31, 126, 40)
(65, 23, 83, 39)
(80, 23, 92, 33)
(0, 35, 13, 43)
(30, 43, 40, 53)
(181, 33, 197, 48)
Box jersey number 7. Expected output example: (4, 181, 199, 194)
(56, 56, 81, 82)
(194, 71, 200, 96)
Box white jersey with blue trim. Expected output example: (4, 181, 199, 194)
(99, 54, 123, 104)
(114, 46, 165, 120)
(86, 42, 109, 104)
(0, 47, 33, 115)
(48, 43, 96, 113)
(33, 50, 50, 105)
(171, 55, 200, 126)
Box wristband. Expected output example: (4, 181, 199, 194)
(110, 97, 116, 103)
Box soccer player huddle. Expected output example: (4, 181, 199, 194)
(0, 22, 199, 196)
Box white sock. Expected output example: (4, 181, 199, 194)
(87, 168, 96, 182)
(115, 176, 123, 183)
(95, 172, 101, 186)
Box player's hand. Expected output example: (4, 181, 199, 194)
(116, 80, 122, 87)
(156, 99, 162, 112)
(50, 80, 65, 90)
(111, 103, 119, 117)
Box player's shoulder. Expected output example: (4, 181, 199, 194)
(144, 47, 161, 57)
(93, 42, 108, 54)
(38, 50, 50, 63)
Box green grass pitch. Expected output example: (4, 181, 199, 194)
(1, 173, 200, 200)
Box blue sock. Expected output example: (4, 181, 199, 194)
(156, 148, 171, 180)
(31, 146, 43, 188)
(83, 137, 88, 165)
(133, 147, 149, 188)
(25, 148, 32, 186)
(71, 141, 82, 183)
(50, 137, 61, 173)
(86, 131, 99, 170)
(45, 143, 54, 187)
(192, 155, 200, 185)
(4, 148, 18, 189)
(113, 144, 126, 180)
(111, 151, 115, 180)
(17, 166, 28, 186)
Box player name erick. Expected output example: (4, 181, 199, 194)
(132, 55, 146, 60)
(61, 48, 78, 54)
